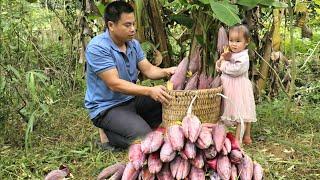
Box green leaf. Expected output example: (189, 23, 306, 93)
(259, 0, 287, 8)
(7, 65, 21, 80)
(0, 77, 6, 94)
(237, 0, 261, 9)
(25, 0, 37, 3)
(179, 0, 188, 4)
(95, 1, 105, 17)
(259, 0, 274, 6)
(87, 15, 100, 21)
(295, 2, 308, 13)
(40, 104, 49, 114)
(210, 1, 241, 26)
(26, 71, 37, 101)
(199, 0, 210, 4)
(141, 41, 156, 54)
(33, 71, 49, 84)
(170, 14, 194, 29)
(272, 1, 288, 8)
(25, 111, 36, 150)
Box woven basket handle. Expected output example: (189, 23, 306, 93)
(186, 93, 198, 115)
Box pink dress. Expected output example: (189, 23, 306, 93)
(219, 49, 256, 124)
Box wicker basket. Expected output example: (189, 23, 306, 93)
(162, 86, 223, 127)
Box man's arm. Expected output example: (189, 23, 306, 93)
(138, 59, 176, 80)
(98, 68, 172, 104)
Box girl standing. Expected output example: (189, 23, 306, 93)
(216, 24, 257, 144)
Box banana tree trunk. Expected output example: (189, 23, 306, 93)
(256, 7, 283, 97)
(268, 8, 282, 97)
(272, 9, 281, 51)
(147, 0, 171, 67)
(256, 33, 272, 96)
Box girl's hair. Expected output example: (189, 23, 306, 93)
(229, 24, 250, 42)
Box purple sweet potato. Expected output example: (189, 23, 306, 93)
(253, 162, 264, 180)
(212, 124, 226, 152)
(188, 46, 201, 74)
(237, 154, 253, 180)
(189, 166, 205, 180)
(97, 162, 125, 180)
(179, 150, 188, 160)
(224, 138, 232, 154)
(196, 127, 213, 149)
(156, 163, 174, 180)
(184, 72, 199, 90)
(207, 76, 214, 87)
(160, 138, 176, 162)
(138, 166, 155, 180)
(167, 125, 185, 151)
(210, 75, 221, 88)
(170, 156, 182, 178)
(183, 140, 196, 159)
(230, 164, 238, 180)
(45, 166, 69, 180)
(121, 162, 140, 180)
(170, 57, 188, 90)
(217, 26, 228, 55)
(182, 113, 201, 143)
(175, 157, 190, 180)
(141, 131, 164, 154)
(229, 149, 243, 164)
(198, 72, 209, 89)
(129, 143, 146, 170)
(217, 155, 231, 180)
(191, 152, 204, 169)
(148, 152, 163, 174)
(221, 145, 228, 156)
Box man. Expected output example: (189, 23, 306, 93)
(85, 1, 176, 149)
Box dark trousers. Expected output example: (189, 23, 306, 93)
(92, 96, 162, 149)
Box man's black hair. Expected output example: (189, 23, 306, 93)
(104, 1, 134, 28)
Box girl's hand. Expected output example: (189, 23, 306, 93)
(215, 59, 222, 72)
(220, 52, 232, 61)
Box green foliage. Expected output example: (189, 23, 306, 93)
(0, 0, 85, 150)
(169, 14, 194, 29)
(209, 1, 241, 26)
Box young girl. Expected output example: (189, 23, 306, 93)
(216, 24, 257, 144)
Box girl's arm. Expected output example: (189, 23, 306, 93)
(220, 55, 249, 77)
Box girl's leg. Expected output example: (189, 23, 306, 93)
(235, 123, 241, 142)
(243, 122, 252, 144)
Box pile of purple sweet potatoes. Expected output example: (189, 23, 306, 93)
(97, 115, 263, 180)
(169, 46, 221, 91)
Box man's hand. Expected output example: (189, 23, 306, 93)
(148, 85, 172, 105)
(163, 67, 177, 77)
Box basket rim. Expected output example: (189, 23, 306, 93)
(166, 86, 222, 93)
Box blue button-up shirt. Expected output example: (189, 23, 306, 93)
(85, 30, 145, 119)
